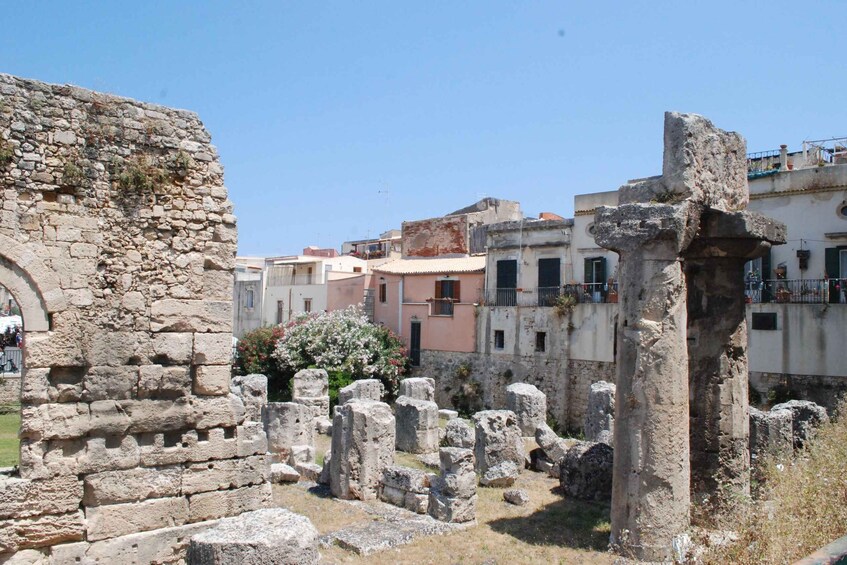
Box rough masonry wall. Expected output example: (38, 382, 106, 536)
(0, 74, 269, 560)
(402, 216, 468, 257)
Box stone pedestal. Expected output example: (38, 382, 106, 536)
(291, 369, 330, 423)
(395, 396, 440, 454)
(329, 400, 395, 500)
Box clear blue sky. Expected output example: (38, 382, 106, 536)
(3, 2, 845, 256)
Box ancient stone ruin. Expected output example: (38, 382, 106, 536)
(594, 112, 787, 561)
(0, 73, 275, 561)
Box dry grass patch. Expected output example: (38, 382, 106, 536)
(701, 400, 847, 564)
(275, 463, 612, 564)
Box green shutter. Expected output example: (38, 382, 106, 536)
(825, 247, 840, 303)
(761, 250, 772, 303)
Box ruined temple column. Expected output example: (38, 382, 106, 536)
(595, 203, 696, 562)
(684, 211, 786, 509)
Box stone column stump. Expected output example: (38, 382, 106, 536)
(330, 399, 395, 500)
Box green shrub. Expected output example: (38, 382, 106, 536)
(234, 326, 287, 399)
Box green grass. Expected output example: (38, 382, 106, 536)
(0, 411, 20, 467)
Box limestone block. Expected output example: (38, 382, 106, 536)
(395, 396, 440, 454)
(0, 548, 47, 564)
(404, 492, 429, 514)
(430, 470, 476, 500)
(20, 368, 50, 405)
(379, 484, 406, 507)
(292, 368, 329, 398)
(438, 446, 475, 477)
(288, 445, 315, 466)
(85, 496, 189, 541)
(150, 299, 232, 333)
(584, 381, 615, 445)
(771, 400, 829, 449)
(83, 466, 181, 506)
(194, 365, 231, 396)
(20, 403, 90, 440)
(49, 520, 220, 565)
(398, 377, 435, 402)
(0, 475, 82, 519)
(503, 488, 529, 506)
(293, 396, 329, 421)
(187, 483, 272, 523)
(505, 383, 547, 436)
(82, 366, 137, 401)
(315, 417, 332, 435)
(559, 441, 613, 501)
(535, 423, 569, 463)
(749, 407, 793, 463)
(480, 461, 519, 488)
(188, 508, 320, 565)
(271, 463, 300, 484)
(191, 394, 246, 430)
(139, 428, 237, 468)
(0, 511, 84, 553)
(182, 455, 269, 495)
(438, 409, 459, 421)
(236, 422, 268, 458)
(264, 402, 314, 463)
(444, 419, 474, 449)
(151, 332, 194, 364)
(427, 491, 476, 524)
(193, 333, 233, 365)
(330, 400, 395, 500)
(473, 410, 525, 475)
(294, 463, 321, 482)
(230, 374, 267, 422)
(318, 449, 331, 485)
(122, 398, 193, 434)
(381, 466, 430, 494)
(338, 379, 383, 404)
(137, 365, 192, 399)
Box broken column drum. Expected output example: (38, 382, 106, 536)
(330, 399, 395, 500)
(394, 396, 440, 454)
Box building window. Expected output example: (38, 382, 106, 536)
(353, 267, 362, 273)
(304, 298, 312, 313)
(434, 279, 460, 315)
(535, 332, 546, 352)
(245, 288, 254, 309)
(379, 282, 387, 303)
(276, 300, 284, 324)
(307, 267, 313, 285)
(494, 330, 505, 350)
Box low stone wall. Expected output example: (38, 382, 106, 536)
(750, 371, 847, 415)
(414, 350, 615, 431)
(0, 376, 20, 405)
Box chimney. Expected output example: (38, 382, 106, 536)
(779, 144, 788, 171)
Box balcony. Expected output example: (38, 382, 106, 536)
(267, 274, 319, 287)
(746, 278, 844, 304)
(480, 283, 618, 307)
(428, 298, 455, 316)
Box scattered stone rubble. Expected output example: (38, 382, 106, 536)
(505, 383, 547, 437)
(584, 381, 615, 445)
(188, 508, 320, 565)
(395, 396, 440, 454)
(503, 488, 529, 506)
(330, 399, 395, 500)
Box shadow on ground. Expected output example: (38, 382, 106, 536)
(488, 488, 611, 551)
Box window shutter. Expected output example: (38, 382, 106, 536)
(761, 250, 772, 303)
(434, 281, 443, 299)
(597, 257, 607, 284)
(584, 258, 594, 284)
(825, 247, 840, 303)
(453, 280, 461, 302)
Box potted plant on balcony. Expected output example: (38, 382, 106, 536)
(606, 278, 618, 303)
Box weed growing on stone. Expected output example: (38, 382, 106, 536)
(0, 139, 14, 168)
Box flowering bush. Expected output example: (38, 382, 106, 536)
(273, 306, 408, 398)
(234, 325, 285, 380)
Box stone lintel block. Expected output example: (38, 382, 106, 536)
(697, 209, 787, 245)
(594, 202, 699, 255)
(85, 496, 189, 541)
(0, 510, 84, 553)
(83, 466, 182, 506)
(0, 475, 82, 520)
(193, 333, 233, 365)
(187, 483, 272, 523)
(182, 455, 269, 495)
(150, 299, 232, 333)
(194, 365, 231, 396)
(49, 520, 221, 565)
(292, 368, 329, 398)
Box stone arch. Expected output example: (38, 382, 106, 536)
(0, 234, 66, 332)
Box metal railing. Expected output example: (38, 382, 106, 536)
(0, 347, 21, 374)
(747, 149, 781, 176)
(746, 278, 844, 304)
(480, 283, 618, 307)
(429, 298, 455, 316)
(267, 274, 320, 287)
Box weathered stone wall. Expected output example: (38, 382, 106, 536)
(414, 350, 614, 431)
(0, 376, 20, 405)
(0, 74, 268, 561)
(402, 215, 469, 257)
(750, 371, 847, 415)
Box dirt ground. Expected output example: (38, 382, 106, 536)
(274, 434, 613, 565)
